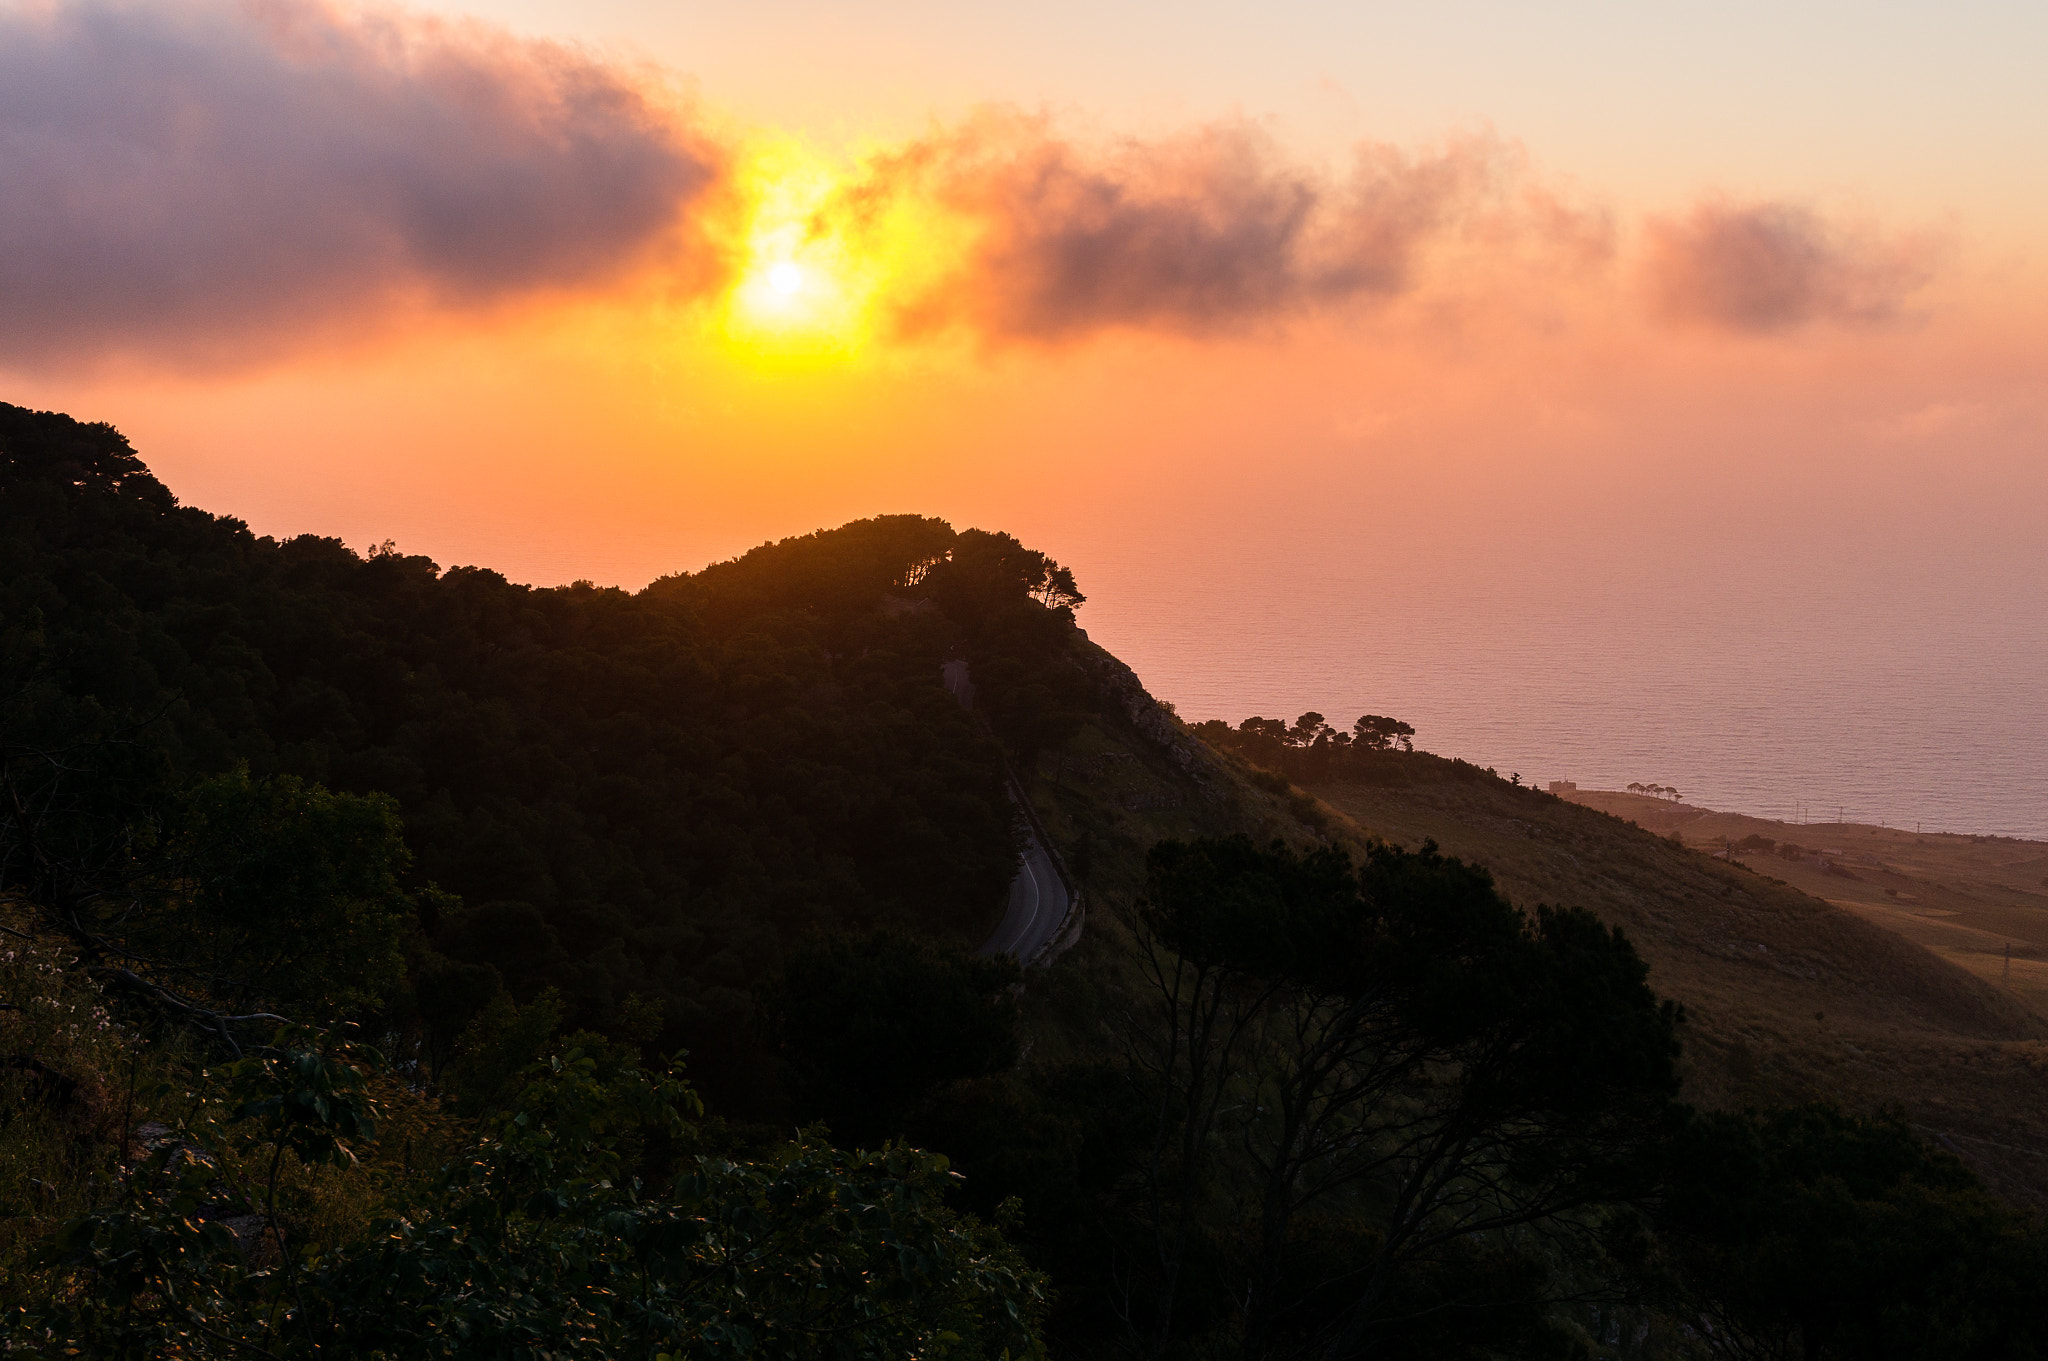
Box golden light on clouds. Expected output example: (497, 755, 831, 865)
(714, 139, 894, 363)
(707, 133, 991, 366)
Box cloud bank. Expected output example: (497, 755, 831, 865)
(825, 114, 1539, 343)
(825, 119, 1942, 347)
(1643, 201, 1936, 333)
(0, 0, 718, 368)
(0, 3, 1944, 372)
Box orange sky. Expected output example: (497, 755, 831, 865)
(2, 0, 2042, 653)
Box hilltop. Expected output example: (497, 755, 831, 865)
(11, 398, 2048, 1357)
(0, 399, 1081, 1107)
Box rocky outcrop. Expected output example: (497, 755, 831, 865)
(1072, 638, 1226, 798)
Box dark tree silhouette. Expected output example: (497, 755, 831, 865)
(764, 929, 1021, 1146)
(1353, 714, 1416, 752)
(1655, 1105, 2048, 1360)
(1123, 835, 1681, 1360)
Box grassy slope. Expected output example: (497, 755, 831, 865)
(1003, 641, 2048, 1202)
(1305, 764, 2048, 1204)
(1004, 639, 1332, 1068)
(1562, 789, 2048, 1012)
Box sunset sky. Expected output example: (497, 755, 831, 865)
(3, 0, 2044, 791)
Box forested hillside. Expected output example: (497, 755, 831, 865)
(7, 402, 2048, 1360)
(0, 400, 1096, 1101)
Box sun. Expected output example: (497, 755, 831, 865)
(729, 250, 851, 358)
(706, 133, 974, 364)
(715, 142, 868, 358)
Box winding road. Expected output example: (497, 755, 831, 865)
(943, 660, 1079, 964)
(978, 831, 1072, 962)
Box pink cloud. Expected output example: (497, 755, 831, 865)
(1642, 200, 1937, 333)
(826, 113, 1533, 343)
(0, 0, 720, 370)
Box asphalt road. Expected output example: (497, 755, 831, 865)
(977, 832, 1072, 962)
(946, 659, 1075, 963)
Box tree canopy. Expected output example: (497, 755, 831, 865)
(1123, 834, 1682, 1359)
(0, 401, 1092, 1102)
(8, 399, 2044, 1361)
(1190, 711, 1418, 782)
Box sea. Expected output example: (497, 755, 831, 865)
(1070, 519, 2048, 842)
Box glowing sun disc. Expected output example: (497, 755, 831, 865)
(768, 262, 803, 296)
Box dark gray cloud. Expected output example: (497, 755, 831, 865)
(827, 114, 1520, 342)
(1643, 200, 1934, 333)
(0, 0, 719, 368)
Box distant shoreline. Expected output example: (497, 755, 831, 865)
(1554, 785, 2048, 1007)
(1554, 786, 2047, 848)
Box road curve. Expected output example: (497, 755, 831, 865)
(944, 660, 1079, 964)
(977, 829, 1072, 962)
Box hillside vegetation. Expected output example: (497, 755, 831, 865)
(1563, 789, 2048, 1012)
(0, 400, 1107, 1105)
(1189, 737, 2048, 1204)
(7, 400, 2048, 1360)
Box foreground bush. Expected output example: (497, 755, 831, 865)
(6, 1028, 1046, 1360)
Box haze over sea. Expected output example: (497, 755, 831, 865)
(1072, 513, 2048, 842)
(7, 0, 2044, 844)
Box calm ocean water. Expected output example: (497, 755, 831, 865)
(1070, 522, 2048, 841)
